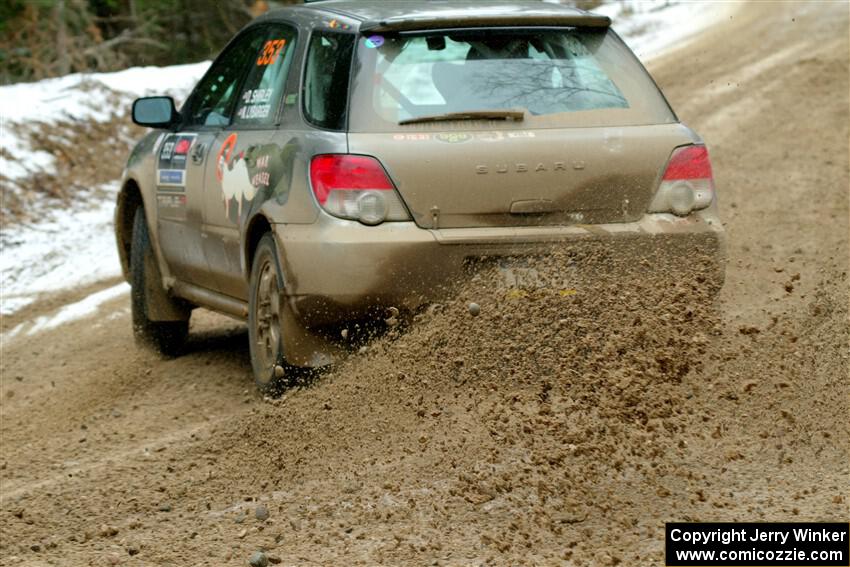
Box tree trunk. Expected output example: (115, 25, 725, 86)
(54, 0, 71, 76)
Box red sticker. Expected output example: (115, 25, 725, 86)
(215, 133, 238, 182)
(174, 138, 192, 155)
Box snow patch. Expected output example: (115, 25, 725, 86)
(26, 283, 129, 335)
(0, 61, 210, 182)
(0, 62, 209, 126)
(1, 283, 129, 344)
(1, 62, 210, 318)
(590, 0, 735, 62)
(0, 182, 123, 315)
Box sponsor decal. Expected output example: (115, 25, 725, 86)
(214, 134, 292, 224)
(475, 131, 506, 142)
(257, 39, 286, 66)
(215, 134, 256, 218)
(507, 131, 536, 139)
(251, 155, 271, 188)
(158, 170, 184, 186)
(390, 131, 537, 144)
(156, 194, 187, 208)
(160, 140, 175, 160)
(174, 138, 192, 155)
(365, 35, 384, 48)
(326, 19, 350, 30)
(156, 133, 196, 189)
(435, 132, 472, 144)
(393, 132, 524, 144)
(392, 133, 431, 141)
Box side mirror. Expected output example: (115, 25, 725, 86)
(132, 96, 179, 129)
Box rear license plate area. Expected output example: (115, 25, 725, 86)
(501, 257, 576, 288)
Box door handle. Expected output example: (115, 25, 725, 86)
(191, 142, 206, 164)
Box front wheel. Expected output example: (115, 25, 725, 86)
(248, 233, 290, 394)
(130, 207, 189, 356)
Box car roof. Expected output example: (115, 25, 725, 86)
(258, 1, 610, 32)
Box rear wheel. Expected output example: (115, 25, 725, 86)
(130, 207, 189, 356)
(248, 233, 290, 394)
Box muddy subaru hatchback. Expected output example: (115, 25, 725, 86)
(115, 0, 725, 391)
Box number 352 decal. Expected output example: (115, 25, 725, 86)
(257, 39, 286, 66)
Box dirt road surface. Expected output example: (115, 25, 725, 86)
(1, 2, 848, 565)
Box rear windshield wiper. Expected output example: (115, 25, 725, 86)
(398, 110, 525, 125)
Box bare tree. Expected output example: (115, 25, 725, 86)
(1, 0, 286, 84)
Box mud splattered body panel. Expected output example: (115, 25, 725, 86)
(155, 131, 214, 287)
(348, 124, 698, 228)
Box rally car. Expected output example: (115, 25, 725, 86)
(115, 0, 725, 392)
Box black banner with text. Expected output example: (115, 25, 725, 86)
(666, 522, 849, 566)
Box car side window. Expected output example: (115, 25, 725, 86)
(183, 27, 268, 128)
(303, 31, 355, 130)
(232, 24, 298, 126)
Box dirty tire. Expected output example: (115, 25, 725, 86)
(248, 233, 289, 394)
(130, 207, 188, 356)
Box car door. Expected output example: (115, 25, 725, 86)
(156, 26, 268, 287)
(201, 23, 299, 299)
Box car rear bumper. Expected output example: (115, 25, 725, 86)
(274, 210, 726, 327)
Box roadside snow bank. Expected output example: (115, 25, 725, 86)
(1, 63, 208, 317)
(593, 0, 735, 62)
(0, 62, 207, 126)
(0, 182, 123, 315)
(0, 62, 209, 183)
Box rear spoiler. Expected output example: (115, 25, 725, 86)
(360, 10, 610, 33)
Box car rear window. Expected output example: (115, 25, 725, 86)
(349, 28, 676, 131)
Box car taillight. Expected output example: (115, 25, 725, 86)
(649, 145, 715, 216)
(309, 154, 410, 225)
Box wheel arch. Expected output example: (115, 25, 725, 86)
(243, 213, 274, 281)
(243, 215, 342, 369)
(115, 178, 144, 282)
